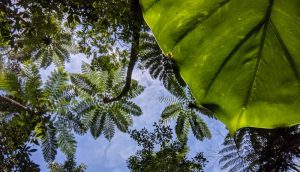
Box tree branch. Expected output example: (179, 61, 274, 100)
(0, 95, 29, 111)
(104, 0, 142, 103)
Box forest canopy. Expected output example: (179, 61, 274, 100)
(0, 0, 300, 171)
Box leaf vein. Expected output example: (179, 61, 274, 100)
(205, 21, 265, 97)
(171, 0, 231, 50)
(269, 20, 300, 81)
(243, 0, 274, 107)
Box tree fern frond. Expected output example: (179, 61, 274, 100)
(41, 124, 58, 163)
(70, 73, 96, 95)
(44, 67, 68, 100)
(152, 65, 163, 79)
(219, 152, 239, 163)
(86, 70, 107, 93)
(221, 156, 243, 170)
(119, 101, 142, 116)
(219, 145, 238, 154)
(175, 114, 189, 143)
(159, 96, 182, 105)
(228, 160, 244, 172)
(40, 50, 52, 68)
(0, 71, 21, 97)
(161, 103, 182, 120)
(73, 99, 96, 118)
(53, 48, 66, 67)
(57, 125, 77, 158)
(103, 115, 115, 141)
(81, 61, 92, 74)
(112, 67, 126, 86)
(21, 62, 42, 105)
(188, 112, 211, 141)
(56, 44, 70, 62)
(223, 134, 235, 146)
(89, 111, 105, 139)
(126, 80, 145, 99)
(110, 109, 132, 132)
(81, 108, 97, 129)
(33, 48, 45, 61)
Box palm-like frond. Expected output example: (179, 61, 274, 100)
(0, 63, 81, 163)
(175, 114, 190, 143)
(189, 112, 211, 141)
(103, 115, 115, 141)
(30, 32, 72, 68)
(118, 101, 142, 116)
(20, 62, 42, 106)
(219, 131, 257, 172)
(161, 103, 182, 120)
(56, 124, 77, 158)
(139, 32, 185, 98)
(0, 71, 22, 97)
(72, 62, 144, 140)
(160, 88, 211, 143)
(90, 111, 105, 139)
(41, 123, 58, 163)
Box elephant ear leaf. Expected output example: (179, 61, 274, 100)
(140, 0, 300, 134)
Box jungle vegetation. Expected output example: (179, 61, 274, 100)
(0, 0, 299, 171)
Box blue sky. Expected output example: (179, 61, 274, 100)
(32, 54, 229, 172)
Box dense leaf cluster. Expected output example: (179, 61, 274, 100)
(127, 121, 208, 172)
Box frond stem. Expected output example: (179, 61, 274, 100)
(104, 0, 142, 103)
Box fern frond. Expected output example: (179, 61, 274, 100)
(221, 156, 243, 170)
(81, 108, 97, 129)
(0, 71, 21, 97)
(219, 145, 238, 154)
(126, 80, 144, 99)
(41, 123, 58, 163)
(44, 67, 68, 100)
(161, 103, 182, 120)
(57, 125, 77, 158)
(175, 114, 189, 143)
(89, 111, 105, 139)
(119, 101, 142, 116)
(86, 70, 107, 93)
(219, 152, 239, 163)
(112, 67, 126, 86)
(159, 96, 181, 105)
(70, 73, 95, 95)
(110, 108, 132, 132)
(188, 112, 211, 141)
(56, 44, 70, 62)
(228, 161, 244, 172)
(73, 99, 96, 118)
(21, 62, 42, 105)
(81, 61, 92, 74)
(103, 115, 115, 141)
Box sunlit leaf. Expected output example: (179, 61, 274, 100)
(141, 0, 300, 134)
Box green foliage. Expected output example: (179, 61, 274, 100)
(127, 121, 208, 172)
(0, 62, 81, 163)
(141, 0, 300, 134)
(41, 123, 58, 163)
(219, 126, 300, 171)
(27, 32, 72, 68)
(139, 32, 185, 97)
(160, 88, 211, 143)
(71, 62, 144, 140)
(0, 115, 40, 172)
(49, 157, 86, 172)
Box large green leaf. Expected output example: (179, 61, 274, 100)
(140, 0, 300, 134)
